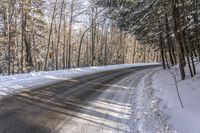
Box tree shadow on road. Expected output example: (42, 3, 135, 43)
(0, 68, 149, 133)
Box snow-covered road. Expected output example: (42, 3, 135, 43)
(0, 66, 175, 133)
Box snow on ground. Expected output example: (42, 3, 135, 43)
(153, 63, 200, 133)
(131, 68, 176, 133)
(0, 64, 176, 133)
(58, 67, 176, 133)
(0, 63, 158, 100)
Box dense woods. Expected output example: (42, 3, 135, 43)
(98, 0, 200, 80)
(0, 0, 158, 75)
(1, 0, 199, 80)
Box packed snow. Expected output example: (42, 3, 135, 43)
(3, 62, 199, 133)
(153, 63, 200, 133)
(0, 63, 159, 100)
(0, 64, 176, 133)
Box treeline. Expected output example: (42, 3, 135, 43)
(0, 0, 159, 75)
(98, 0, 200, 80)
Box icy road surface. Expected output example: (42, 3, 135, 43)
(0, 66, 175, 133)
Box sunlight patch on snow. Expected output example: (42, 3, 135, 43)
(90, 101, 131, 116)
(44, 76, 73, 81)
(0, 92, 7, 96)
(87, 82, 136, 90)
(50, 77, 137, 90)
(3, 84, 24, 89)
(18, 90, 132, 133)
(96, 100, 131, 109)
(59, 103, 131, 133)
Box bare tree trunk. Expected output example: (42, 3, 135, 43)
(6, 1, 11, 75)
(91, 7, 97, 66)
(56, 0, 64, 70)
(21, 0, 24, 73)
(104, 24, 109, 65)
(44, 0, 58, 70)
(77, 25, 92, 67)
(67, 0, 74, 68)
(159, 32, 166, 69)
(171, 0, 186, 79)
(62, 5, 67, 69)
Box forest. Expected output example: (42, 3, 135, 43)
(98, 0, 200, 80)
(0, 0, 200, 80)
(0, 0, 159, 76)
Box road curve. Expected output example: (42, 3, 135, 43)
(0, 66, 159, 133)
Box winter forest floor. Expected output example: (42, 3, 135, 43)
(153, 63, 200, 133)
(0, 63, 199, 133)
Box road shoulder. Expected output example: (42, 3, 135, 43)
(133, 68, 176, 133)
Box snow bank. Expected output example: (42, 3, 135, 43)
(0, 63, 159, 99)
(153, 63, 200, 133)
